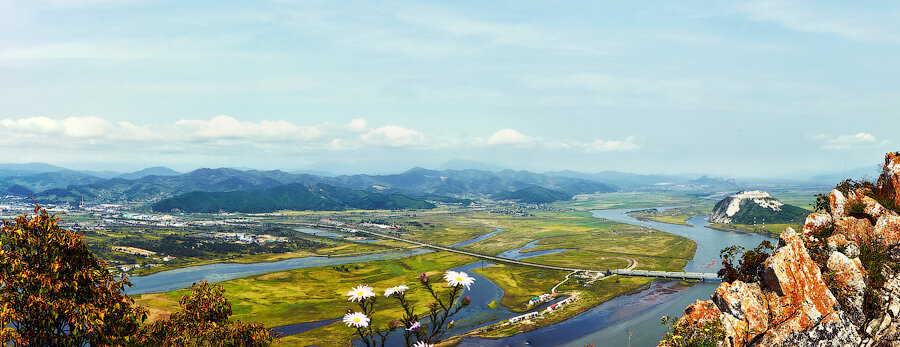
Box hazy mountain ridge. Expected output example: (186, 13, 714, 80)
(115, 166, 181, 180)
(152, 183, 435, 213)
(2, 165, 613, 204)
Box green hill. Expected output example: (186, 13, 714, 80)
(151, 183, 435, 213)
(490, 186, 573, 204)
(709, 190, 809, 224)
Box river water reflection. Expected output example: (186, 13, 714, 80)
(461, 208, 772, 346)
(129, 206, 773, 346)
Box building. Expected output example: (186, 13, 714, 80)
(527, 293, 554, 307)
(545, 296, 576, 313)
(508, 311, 541, 323)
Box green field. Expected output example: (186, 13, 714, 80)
(471, 275, 656, 338)
(135, 251, 477, 347)
(563, 191, 707, 210)
(706, 222, 801, 237)
(470, 264, 569, 311)
(626, 205, 714, 226)
(769, 190, 826, 211)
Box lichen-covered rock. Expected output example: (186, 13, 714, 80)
(772, 310, 861, 347)
(866, 276, 900, 346)
(674, 229, 857, 347)
(834, 216, 875, 245)
(874, 214, 900, 246)
(803, 213, 833, 244)
(680, 299, 722, 325)
(832, 189, 849, 219)
(878, 152, 900, 208)
(668, 152, 900, 347)
(712, 281, 769, 341)
(758, 228, 847, 345)
(862, 195, 887, 220)
(827, 234, 848, 250)
(827, 251, 867, 325)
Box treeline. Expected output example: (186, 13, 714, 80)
(117, 235, 324, 258)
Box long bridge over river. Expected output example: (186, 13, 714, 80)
(349, 227, 720, 282)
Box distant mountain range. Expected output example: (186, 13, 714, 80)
(0, 164, 617, 205)
(1, 161, 847, 209)
(152, 183, 435, 213)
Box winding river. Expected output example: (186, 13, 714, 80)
(128, 208, 772, 346)
(459, 208, 772, 346)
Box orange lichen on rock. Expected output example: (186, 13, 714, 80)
(878, 152, 900, 208)
(758, 229, 843, 344)
(668, 152, 900, 346)
(834, 217, 875, 245)
(673, 229, 857, 346)
(680, 299, 722, 325)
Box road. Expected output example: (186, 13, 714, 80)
(351, 228, 720, 281)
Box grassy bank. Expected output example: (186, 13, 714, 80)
(470, 276, 656, 338)
(134, 251, 478, 346)
(563, 191, 706, 211)
(626, 205, 713, 226)
(470, 264, 569, 311)
(705, 223, 798, 237)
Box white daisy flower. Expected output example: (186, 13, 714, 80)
(413, 341, 433, 347)
(443, 270, 475, 290)
(384, 284, 410, 297)
(346, 285, 376, 302)
(343, 312, 370, 328)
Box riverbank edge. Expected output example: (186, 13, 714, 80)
(127, 244, 421, 277)
(463, 276, 656, 339)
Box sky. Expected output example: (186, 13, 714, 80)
(1, 0, 898, 177)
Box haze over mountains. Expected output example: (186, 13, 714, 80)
(0, 160, 870, 207)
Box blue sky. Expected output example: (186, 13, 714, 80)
(0, 0, 898, 177)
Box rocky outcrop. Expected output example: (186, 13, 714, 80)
(709, 190, 809, 224)
(670, 152, 900, 347)
(878, 152, 900, 209)
(675, 229, 860, 346)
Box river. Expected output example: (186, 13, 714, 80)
(128, 208, 772, 346)
(127, 247, 430, 295)
(460, 208, 771, 346)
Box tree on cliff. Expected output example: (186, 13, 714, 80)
(0, 206, 148, 346)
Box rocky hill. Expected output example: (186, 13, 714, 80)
(666, 152, 900, 347)
(708, 190, 809, 224)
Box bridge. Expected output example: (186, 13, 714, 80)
(612, 269, 720, 281)
(349, 227, 720, 282)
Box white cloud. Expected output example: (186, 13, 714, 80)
(1, 116, 63, 133)
(739, 0, 900, 44)
(816, 132, 883, 150)
(174, 115, 320, 140)
(583, 137, 640, 152)
(361, 125, 425, 147)
(1, 116, 113, 138)
(60, 116, 112, 137)
(347, 118, 368, 132)
(487, 129, 532, 146)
